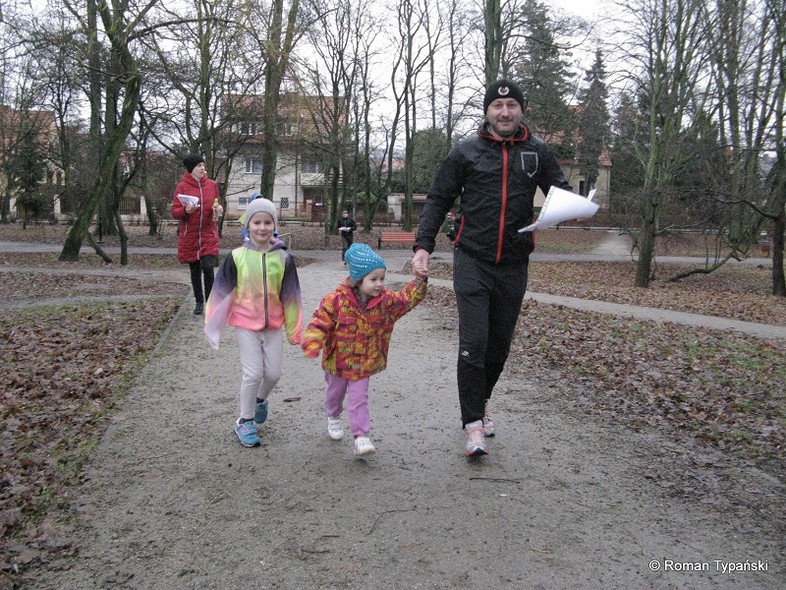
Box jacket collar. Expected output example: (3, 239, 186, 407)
(243, 237, 285, 253)
(181, 170, 206, 187)
(339, 281, 383, 310)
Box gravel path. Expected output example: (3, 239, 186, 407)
(32, 256, 785, 590)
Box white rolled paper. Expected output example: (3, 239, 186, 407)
(519, 186, 599, 232)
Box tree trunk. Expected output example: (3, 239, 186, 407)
(144, 195, 158, 236)
(772, 213, 785, 296)
(484, 0, 501, 84)
(115, 208, 128, 266)
(85, 231, 112, 264)
(635, 202, 656, 288)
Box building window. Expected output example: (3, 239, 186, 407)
(238, 196, 250, 208)
(240, 121, 258, 135)
(280, 197, 289, 209)
(304, 159, 322, 174)
(245, 158, 263, 174)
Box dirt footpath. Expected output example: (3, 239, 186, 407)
(35, 259, 784, 590)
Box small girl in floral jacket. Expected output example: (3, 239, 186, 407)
(302, 243, 427, 456)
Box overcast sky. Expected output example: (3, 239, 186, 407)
(551, 0, 604, 19)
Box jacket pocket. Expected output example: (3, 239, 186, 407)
(518, 151, 539, 178)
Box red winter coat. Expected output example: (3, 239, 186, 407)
(171, 171, 221, 263)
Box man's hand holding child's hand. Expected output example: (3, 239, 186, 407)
(412, 249, 430, 279)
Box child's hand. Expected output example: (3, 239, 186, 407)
(302, 340, 321, 358)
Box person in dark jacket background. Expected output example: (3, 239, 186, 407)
(412, 79, 576, 457)
(171, 153, 223, 315)
(337, 209, 357, 264)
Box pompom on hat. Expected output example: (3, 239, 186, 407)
(483, 79, 525, 113)
(183, 153, 205, 173)
(345, 243, 386, 281)
(243, 197, 277, 233)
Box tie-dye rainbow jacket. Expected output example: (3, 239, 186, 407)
(302, 277, 427, 380)
(204, 239, 303, 349)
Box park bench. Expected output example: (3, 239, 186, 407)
(377, 231, 416, 248)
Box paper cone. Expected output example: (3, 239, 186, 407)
(519, 186, 599, 232)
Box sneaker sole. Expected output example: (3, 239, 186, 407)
(353, 446, 376, 456)
(328, 432, 344, 440)
(465, 447, 488, 457)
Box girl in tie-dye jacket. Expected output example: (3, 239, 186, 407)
(205, 198, 302, 448)
(302, 243, 427, 457)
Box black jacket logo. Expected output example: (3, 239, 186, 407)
(520, 151, 539, 178)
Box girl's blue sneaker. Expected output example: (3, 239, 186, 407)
(235, 419, 260, 447)
(254, 399, 268, 425)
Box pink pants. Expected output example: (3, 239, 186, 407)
(323, 373, 371, 438)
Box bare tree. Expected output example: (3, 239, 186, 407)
(299, 0, 361, 237)
(440, 0, 474, 145)
(707, 0, 786, 295)
(143, 0, 255, 232)
(613, 0, 711, 287)
(346, 0, 384, 228)
(57, 0, 158, 262)
(258, 0, 302, 200)
(393, 0, 439, 230)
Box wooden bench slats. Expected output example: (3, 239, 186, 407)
(378, 231, 416, 248)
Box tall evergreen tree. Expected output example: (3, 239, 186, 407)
(609, 91, 646, 203)
(576, 48, 609, 193)
(513, 0, 574, 141)
(7, 127, 48, 225)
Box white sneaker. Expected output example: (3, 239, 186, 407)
(327, 416, 344, 440)
(353, 436, 376, 456)
(465, 421, 487, 457)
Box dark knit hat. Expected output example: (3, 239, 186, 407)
(345, 243, 386, 281)
(183, 153, 205, 173)
(483, 80, 525, 113)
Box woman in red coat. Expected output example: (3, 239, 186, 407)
(171, 154, 223, 315)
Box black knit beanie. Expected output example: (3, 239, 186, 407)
(483, 80, 525, 113)
(183, 153, 205, 173)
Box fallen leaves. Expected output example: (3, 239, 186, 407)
(425, 285, 786, 473)
(0, 298, 181, 580)
(528, 261, 786, 326)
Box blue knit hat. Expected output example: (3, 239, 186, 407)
(345, 243, 386, 281)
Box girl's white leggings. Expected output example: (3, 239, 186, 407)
(235, 328, 283, 420)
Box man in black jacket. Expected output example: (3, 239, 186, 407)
(337, 210, 357, 264)
(412, 79, 574, 457)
